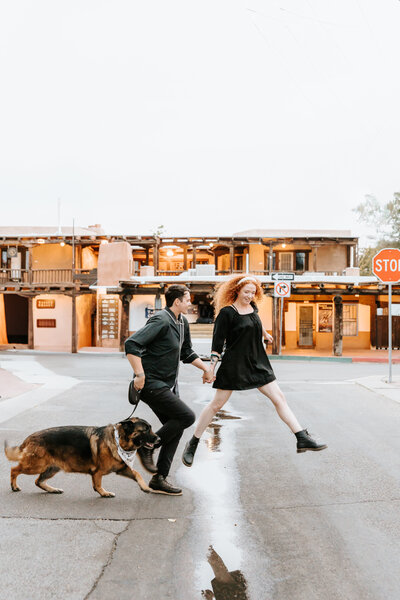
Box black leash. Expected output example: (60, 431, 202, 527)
(124, 380, 141, 421)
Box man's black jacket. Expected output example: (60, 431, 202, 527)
(125, 307, 199, 391)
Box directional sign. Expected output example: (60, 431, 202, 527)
(271, 272, 295, 281)
(274, 281, 291, 298)
(372, 248, 400, 283)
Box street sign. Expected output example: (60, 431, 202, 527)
(271, 272, 295, 281)
(372, 248, 400, 283)
(372, 248, 400, 383)
(274, 281, 291, 298)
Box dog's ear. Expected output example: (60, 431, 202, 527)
(120, 420, 136, 434)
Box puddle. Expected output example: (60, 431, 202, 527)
(201, 545, 249, 600)
(206, 409, 242, 453)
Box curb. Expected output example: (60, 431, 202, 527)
(268, 355, 352, 363)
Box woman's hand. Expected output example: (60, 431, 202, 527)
(264, 332, 273, 343)
(134, 374, 145, 390)
(202, 369, 216, 384)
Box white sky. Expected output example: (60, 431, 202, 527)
(1, 1, 399, 244)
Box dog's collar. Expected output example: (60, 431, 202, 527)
(114, 426, 137, 470)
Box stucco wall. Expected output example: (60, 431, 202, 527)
(249, 245, 265, 271)
(316, 245, 347, 272)
(82, 247, 98, 270)
(32, 244, 73, 269)
(97, 242, 132, 286)
(129, 294, 165, 332)
(0, 295, 8, 344)
(33, 294, 72, 351)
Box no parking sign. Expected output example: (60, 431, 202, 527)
(274, 281, 291, 298)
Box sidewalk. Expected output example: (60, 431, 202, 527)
(354, 375, 400, 403)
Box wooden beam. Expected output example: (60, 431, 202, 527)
(119, 294, 131, 351)
(333, 295, 343, 356)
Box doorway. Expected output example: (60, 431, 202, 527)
(4, 294, 28, 344)
(298, 304, 314, 347)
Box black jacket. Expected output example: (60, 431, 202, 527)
(125, 307, 199, 391)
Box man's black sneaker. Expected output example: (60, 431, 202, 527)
(149, 475, 182, 496)
(137, 447, 158, 473)
(182, 436, 199, 467)
(295, 429, 327, 453)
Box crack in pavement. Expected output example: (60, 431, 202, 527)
(83, 521, 131, 600)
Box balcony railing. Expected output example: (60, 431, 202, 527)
(0, 268, 97, 286)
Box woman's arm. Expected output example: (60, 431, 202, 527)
(262, 325, 273, 343)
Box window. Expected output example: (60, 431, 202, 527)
(343, 304, 358, 336)
(37, 299, 55, 309)
(279, 252, 293, 270)
(295, 252, 306, 271)
(37, 319, 56, 328)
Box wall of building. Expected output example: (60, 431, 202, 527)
(97, 242, 132, 286)
(33, 294, 72, 351)
(129, 294, 165, 333)
(81, 247, 97, 269)
(249, 244, 265, 272)
(342, 303, 371, 349)
(32, 244, 73, 269)
(0, 295, 8, 344)
(316, 245, 347, 273)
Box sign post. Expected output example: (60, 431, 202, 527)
(372, 248, 400, 383)
(274, 280, 291, 355)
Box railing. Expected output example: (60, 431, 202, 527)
(0, 268, 97, 286)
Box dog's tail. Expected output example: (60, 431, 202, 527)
(4, 441, 22, 462)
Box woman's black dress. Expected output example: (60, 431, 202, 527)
(212, 305, 276, 390)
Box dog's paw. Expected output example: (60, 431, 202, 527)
(141, 486, 152, 494)
(11, 486, 21, 492)
(49, 488, 64, 494)
(100, 491, 116, 498)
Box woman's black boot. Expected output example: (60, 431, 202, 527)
(295, 429, 327, 453)
(182, 435, 200, 467)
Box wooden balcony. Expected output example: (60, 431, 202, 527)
(0, 268, 97, 288)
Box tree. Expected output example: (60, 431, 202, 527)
(354, 193, 400, 274)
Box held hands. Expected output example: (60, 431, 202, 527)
(133, 374, 145, 390)
(202, 369, 216, 384)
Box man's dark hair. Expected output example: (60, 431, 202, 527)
(165, 284, 190, 307)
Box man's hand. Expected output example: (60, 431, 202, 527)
(202, 369, 215, 384)
(134, 374, 145, 390)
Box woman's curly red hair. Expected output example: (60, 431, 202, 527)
(213, 275, 264, 315)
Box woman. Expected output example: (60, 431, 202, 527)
(182, 275, 327, 467)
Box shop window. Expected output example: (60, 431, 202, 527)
(343, 304, 358, 336)
(295, 252, 306, 271)
(318, 303, 333, 332)
(37, 299, 55, 309)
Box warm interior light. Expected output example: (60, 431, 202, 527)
(209, 243, 213, 247)
(60, 242, 65, 247)
(37, 238, 45, 244)
(166, 249, 174, 257)
(282, 243, 286, 248)
(100, 240, 109, 245)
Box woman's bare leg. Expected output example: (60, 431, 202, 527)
(194, 389, 232, 438)
(258, 380, 302, 433)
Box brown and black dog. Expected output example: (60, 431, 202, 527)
(4, 418, 159, 498)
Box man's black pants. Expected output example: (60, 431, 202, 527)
(140, 387, 195, 477)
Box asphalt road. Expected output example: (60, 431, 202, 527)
(0, 352, 399, 600)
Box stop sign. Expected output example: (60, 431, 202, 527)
(372, 248, 400, 283)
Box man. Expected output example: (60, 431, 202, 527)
(125, 284, 212, 495)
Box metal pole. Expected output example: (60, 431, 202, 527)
(245, 253, 249, 273)
(279, 297, 283, 355)
(388, 283, 392, 383)
(71, 219, 77, 353)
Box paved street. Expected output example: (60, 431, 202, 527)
(0, 351, 400, 599)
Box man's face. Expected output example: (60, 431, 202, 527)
(175, 291, 191, 314)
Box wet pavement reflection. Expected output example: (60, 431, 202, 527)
(205, 409, 242, 452)
(201, 546, 249, 600)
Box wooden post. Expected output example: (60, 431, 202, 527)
(268, 246, 273, 273)
(145, 247, 150, 265)
(120, 294, 131, 352)
(272, 296, 279, 355)
(229, 245, 234, 273)
(312, 245, 318, 271)
(192, 246, 197, 268)
(333, 295, 343, 356)
(71, 291, 77, 353)
(183, 246, 188, 271)
(153, 243, 159, 275)
(28, 296, 34, 349)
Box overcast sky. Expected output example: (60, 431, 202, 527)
(1, 1, 399, 243)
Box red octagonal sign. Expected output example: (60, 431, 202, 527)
(372, 248, 400, 283)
